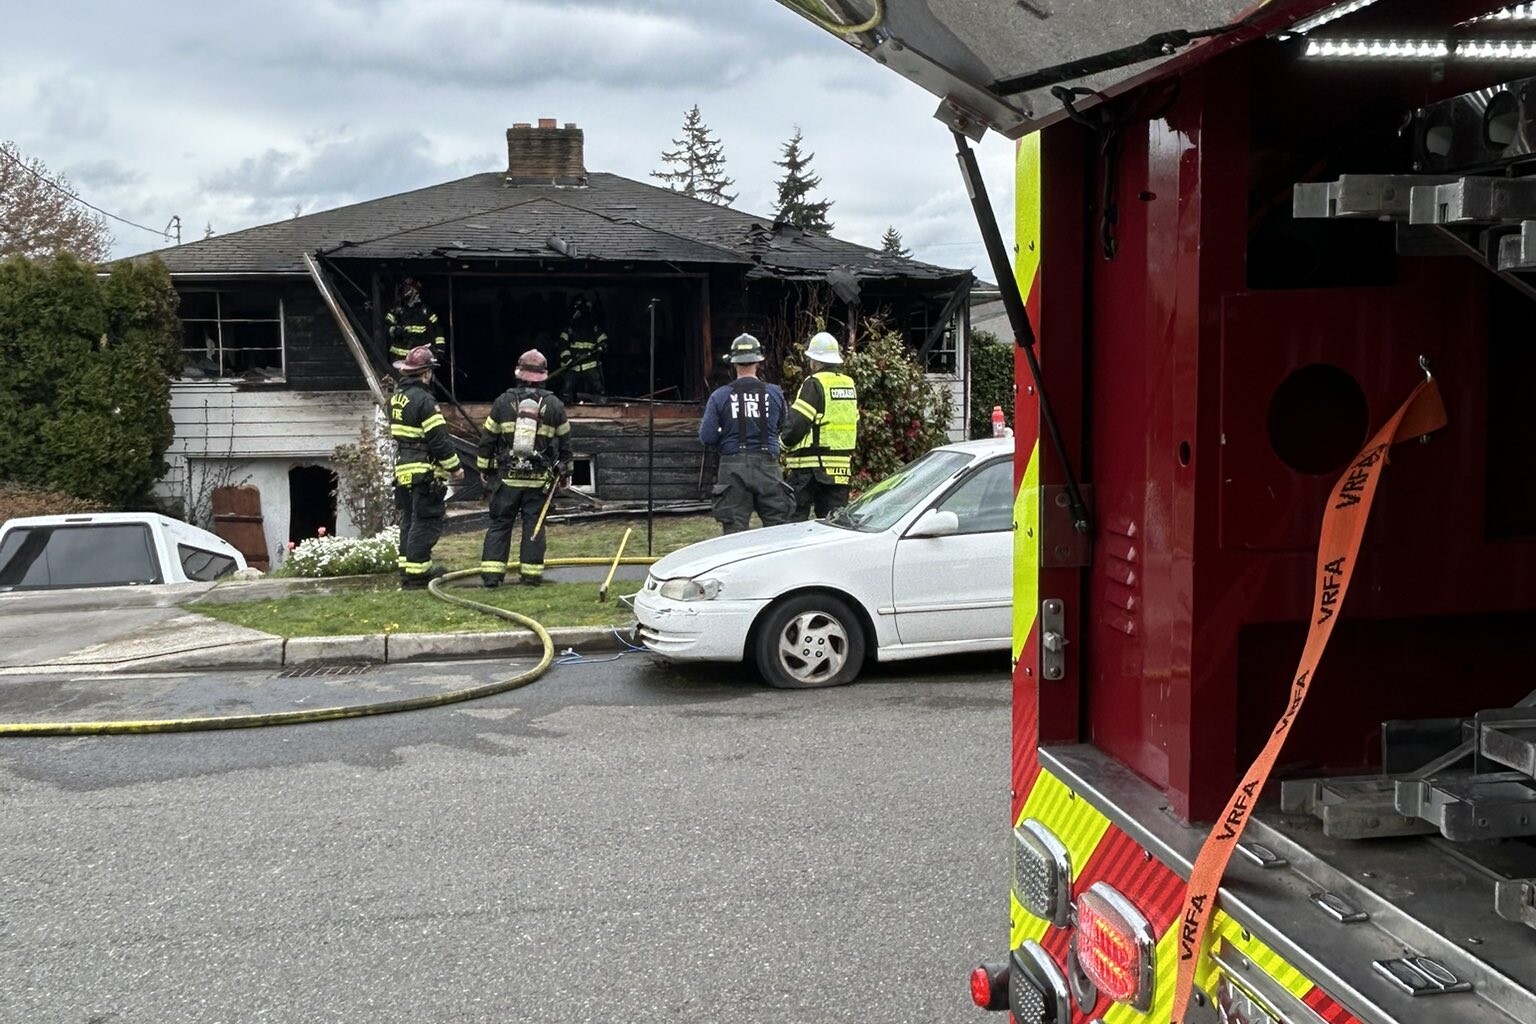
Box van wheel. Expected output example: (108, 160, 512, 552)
(753, 594, 866, 689)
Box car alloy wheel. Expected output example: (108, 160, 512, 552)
(754, 593, 867, 688)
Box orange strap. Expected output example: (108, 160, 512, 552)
(1168, 376, 1447, 1024)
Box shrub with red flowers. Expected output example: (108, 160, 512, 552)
(839, 320, 953, 492)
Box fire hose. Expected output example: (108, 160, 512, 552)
(0, 553, 657, 738)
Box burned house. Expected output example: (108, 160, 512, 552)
(132, 121, 973, 566)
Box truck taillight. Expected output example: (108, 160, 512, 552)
(1013, 819, 1071, 927)
(969, 960, 1009, 1011)
(1072, 882, 1156, 1011)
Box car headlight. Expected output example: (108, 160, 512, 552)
(657, 577, 721, 601)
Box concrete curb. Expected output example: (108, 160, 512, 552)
(0, 625, 637, 676)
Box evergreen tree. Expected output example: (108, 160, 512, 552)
(773, 127, 834, 234)
(652, 105, 737, 206)
(879, 226, 911, 258)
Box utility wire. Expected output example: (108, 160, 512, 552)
(0, 145, 170, 241)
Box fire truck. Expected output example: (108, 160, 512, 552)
(775, 2, 1536, 1022)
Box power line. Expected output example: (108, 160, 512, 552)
(0, 144, 171, 241)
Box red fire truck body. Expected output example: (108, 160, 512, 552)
(778, 2, 1536, 1022)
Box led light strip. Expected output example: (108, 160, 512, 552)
(1302, 37, 1536, 59)
(1303, 38, 1449, 58)
(1466, 4, 1536, 23)
(1291, 0, 1382, 35)
(1457, 39, 1536, 58)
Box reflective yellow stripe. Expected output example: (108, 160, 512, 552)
(1009, 769, 1112, 949)
(792, 398, 817, 419)
(480, 561, 507, 573)
(401, 560, 433, 574)
(501, 477, 549, 488)
(475, 456, 493, 470)
(420, 413, 446, 432)
(555, 422, 570, 435)
(1193, 911, 1313, 1000)
(391, 425, 425, 438)
(536, 425, 558, 437)
(521, 563, 544, 576)
(1012, 442, 1042, 661)
(439, 453, 460, 469)
(482, 416, 500, 433)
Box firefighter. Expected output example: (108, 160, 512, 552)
(699, 333, 794, 534)
(476, 349, 573, 587)
(557, 294, 608, 404)
(389, 346, 462, 590)
(385, 277, 446, 361)
(782, 331, 860, 520)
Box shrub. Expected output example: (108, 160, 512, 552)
(968, 329, 1015, 439)
(0, 483, 104, 523)
(331, 412, 397, 536)
(838, 320, 953, 489)
(0, 255, 179, 507)
(274, 528, 400, 578)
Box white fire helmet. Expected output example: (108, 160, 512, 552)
(805, 331, 843, 365)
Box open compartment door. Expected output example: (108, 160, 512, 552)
(772, 0, 1330, 137)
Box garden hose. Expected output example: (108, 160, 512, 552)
(0, 556, 659, 738)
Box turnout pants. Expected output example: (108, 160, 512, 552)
(712, 452, 794, 534)
(481, 481, 553, 584)
(787, 469, 851, 522)
(561, 366, 605, 404)
(395, 478, 446, 587)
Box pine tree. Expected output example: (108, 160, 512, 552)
(880, 226, 911, 258)
(773, 127, 834, 234)
(652, 105, 737, 206)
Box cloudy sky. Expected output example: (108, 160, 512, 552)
(1, 0, 1017, 277)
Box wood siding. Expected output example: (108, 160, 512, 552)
(168, 385, 376, 459)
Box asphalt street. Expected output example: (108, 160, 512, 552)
(0, 650, 1011, 1023)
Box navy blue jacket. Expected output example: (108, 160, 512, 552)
(699, 376, 786, 455)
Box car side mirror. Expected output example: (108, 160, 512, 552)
(906, 509, 960, 539)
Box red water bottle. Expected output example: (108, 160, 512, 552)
(991, 405, 1006, 437)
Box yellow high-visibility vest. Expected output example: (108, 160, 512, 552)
(785, 371, 858, 483)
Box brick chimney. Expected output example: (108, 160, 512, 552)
(506, 119, 586, 186)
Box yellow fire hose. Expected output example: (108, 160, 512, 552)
(0, 555, 657, 738)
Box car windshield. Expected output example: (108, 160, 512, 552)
(826, 450, 972, 533)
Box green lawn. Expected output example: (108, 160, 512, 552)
(195, 514, 722, 638)
(433, 514, 720, 568)
(194, 580, 631, 636)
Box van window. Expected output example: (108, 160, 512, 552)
(0, 524, 163, 589)
(179, 544, 237, 582)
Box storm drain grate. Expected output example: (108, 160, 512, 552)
(275, 664, 375, 679)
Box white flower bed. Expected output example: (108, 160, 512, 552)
(279, 528, 400, 578)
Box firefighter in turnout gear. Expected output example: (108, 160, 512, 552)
(699, 333, 794, 534)
(557, 294, 608, 404)
(477, 349, 573, 587)
(782, 331, 859, 520)
(389, 346, 462, 589)
(385, 278, 445, 360)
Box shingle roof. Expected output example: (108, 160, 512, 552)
(131, 172, 965, 283)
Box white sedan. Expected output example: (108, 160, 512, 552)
(632, 437, 1014, 687)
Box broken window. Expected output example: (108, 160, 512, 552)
(908, 306, 959, 375)
(179, 290, 285, 381)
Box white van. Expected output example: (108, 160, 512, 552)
(0, 513, 247, 591)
